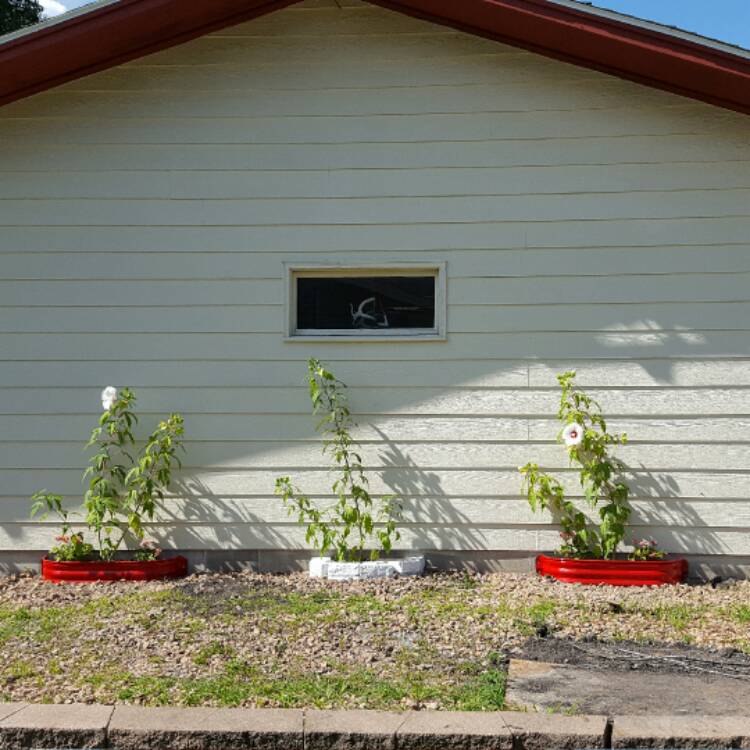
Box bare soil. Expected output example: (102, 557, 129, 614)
(518, 636, 750, 679)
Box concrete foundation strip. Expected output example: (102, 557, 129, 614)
(0, 704, 747, 749)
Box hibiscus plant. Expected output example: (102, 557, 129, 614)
(31, 387, 184, 562)
(520, 371, 637, 560)
(275, 358, 402, 562)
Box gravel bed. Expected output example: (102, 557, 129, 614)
(0, 570, 747, 709)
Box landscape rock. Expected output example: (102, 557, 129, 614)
(0, 702, 112, 749)
(108, 705, 304, 749)
(304, 709, 405, 749)
(396, 710, 513, 749)
(501, 711, 608, 750)
(612, 714, 750, 748)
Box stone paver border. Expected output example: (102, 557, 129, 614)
(0, 704, 747, 749)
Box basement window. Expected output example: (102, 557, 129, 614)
(285, 264, 446, 340)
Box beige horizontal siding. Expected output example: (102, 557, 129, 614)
(1, 441, 749, 471)
(2, 274, 750, 307)
(4, 137, 750, 171)
(2, 191, 750, 225)
(2, 525, 747, 556)
(63, 62, 610, 91)
(4, 81, 688, 120)
(5, 413, 750, 443)
(1, 1, 749, 556)
(4, 303, 750, 334)
(3, 467, 747, 500)
(2, 164, 749, 199)
(0, 332, 746, 360)
(0, 497, 748, 531)
(2, 219, 748, 251)
(0, 107, 743, 144)
(2, 246, 749, 277)
(0, 387, 749, 416)
(3, 360, 750, 388)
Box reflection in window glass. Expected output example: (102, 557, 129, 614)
(296, 276, 435, 331)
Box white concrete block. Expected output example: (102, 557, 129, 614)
(321, 555, 425, 581)
(391, 556, 426, 576)
(308, 556, 331, 578)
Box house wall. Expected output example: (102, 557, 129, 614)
(1, 0, 750, 576)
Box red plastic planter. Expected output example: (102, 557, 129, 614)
(536, 554, 688, 586)
(42, 555, 188, 583)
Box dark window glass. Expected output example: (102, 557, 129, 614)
(296, 275, 435, 331)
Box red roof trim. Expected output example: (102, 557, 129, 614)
(368, 0, 750, 116)
(0, 0, 299, 108)
(1, 0, 749, 115)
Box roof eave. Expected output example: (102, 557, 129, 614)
(369, 0, 750, 116)
(1, 0, 749, 115)
(0, 0, 300, 108)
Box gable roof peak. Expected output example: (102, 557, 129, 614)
(0, 0, 749, 115)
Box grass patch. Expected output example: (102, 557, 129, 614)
(513, 598, 559, 635)
(117, 676, 177, 705)
(0, 574, 746, 710)
(193, 641, 235, 666)
(649, 603, 703, 632)
(0, 606, 76, 645)
(5, 660, 37, 680)
(108, 668, 422, 709)
(524, 600, 558, 622)
(448, 667, 506, 711)
(728, 605, 750, 625)
(545, 702, 582, 716)
(82, 654, 507, 711)
(0, 608, 33, 644)
(341, 593, 395, 617)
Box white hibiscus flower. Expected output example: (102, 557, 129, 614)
(101, 386, 118, 411)
(562, 422, 584, 447)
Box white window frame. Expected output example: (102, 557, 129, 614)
(284, 262, 447, 341)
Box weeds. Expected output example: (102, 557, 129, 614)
(0, 576, 747, 710)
